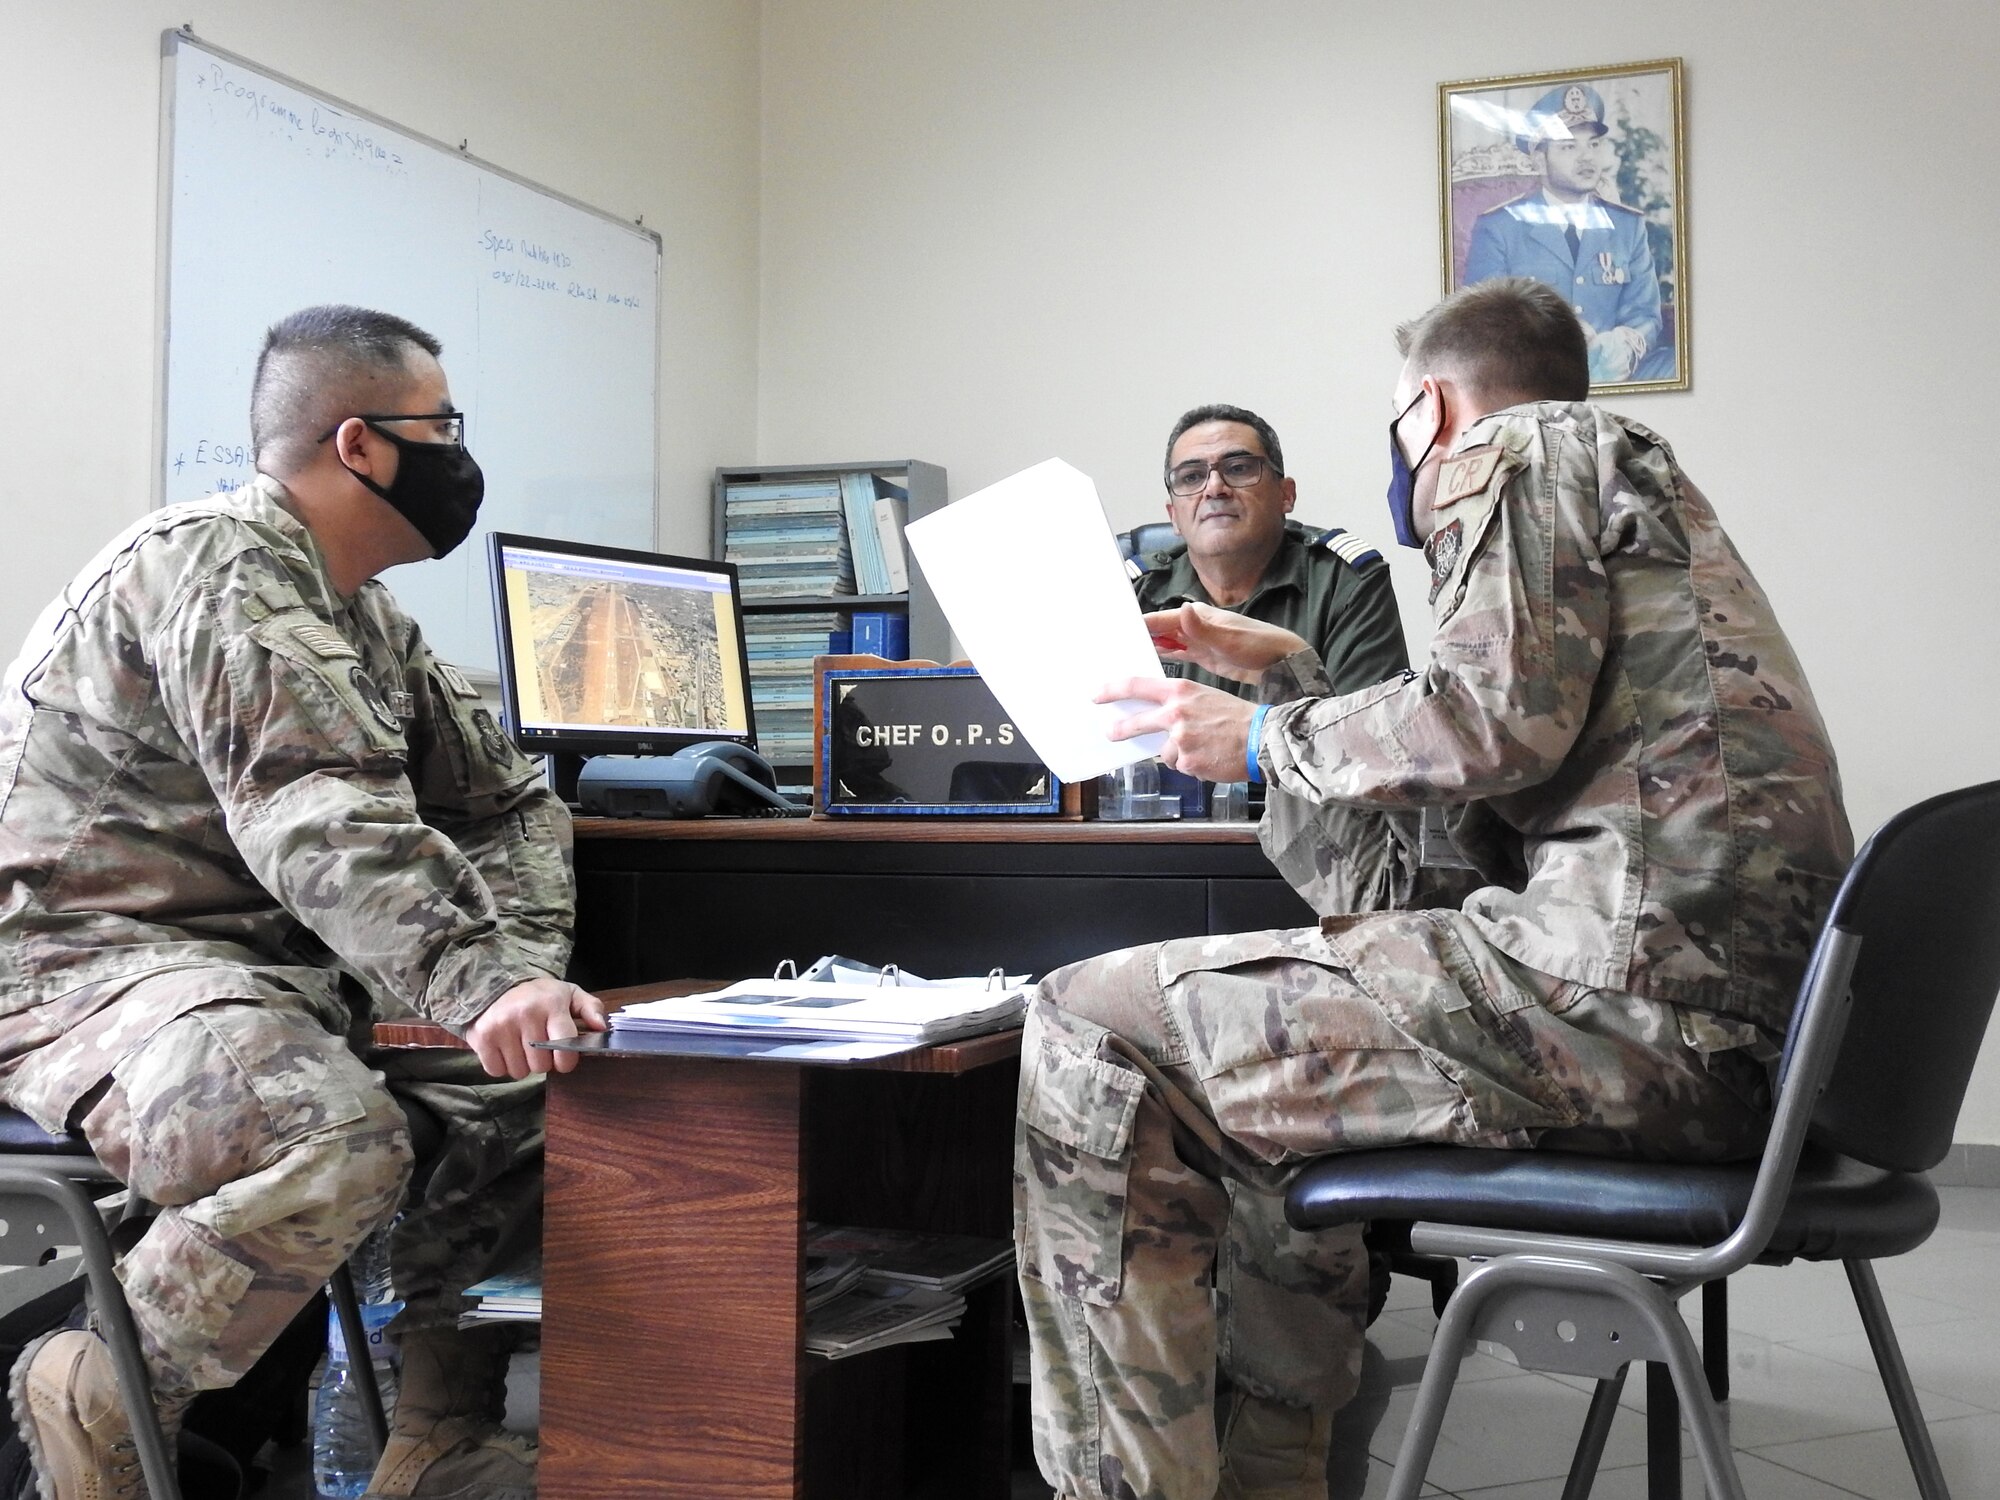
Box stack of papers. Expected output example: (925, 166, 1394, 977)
(460, 1262, 541, 1326)
(806, 1224, 1013, 1295)
(610, 977, 1029, 1046)
(805, 1251, 868, 1312)
(806, 1281, 965, 1361)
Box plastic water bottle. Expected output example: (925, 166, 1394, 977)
(312, 1230, 403, 1499)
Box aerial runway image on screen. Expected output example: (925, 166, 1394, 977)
(500, 548, 749, 736)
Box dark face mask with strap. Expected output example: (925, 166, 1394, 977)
(330, 419, 485, 559)
(1385, 389, 1441, 549)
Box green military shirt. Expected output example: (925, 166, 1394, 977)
(1132, 519, 1408, 698)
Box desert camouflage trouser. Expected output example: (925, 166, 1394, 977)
(1014, 912, 1775, 1500)
(4, 990, 540, 1401)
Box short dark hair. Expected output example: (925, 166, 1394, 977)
(250, 305, 443, 477)
(1163, 403, 1284, 480)
(1395, 278, 1589, 406)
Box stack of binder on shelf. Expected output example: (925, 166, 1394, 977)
(722, 479, 856, 599)
(838, 472, 911, 597)
(460, 1260, 542, 1326)
(741, 609, 848, 769)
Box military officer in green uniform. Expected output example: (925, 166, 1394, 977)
(0, 306, 600, 1500)
(1134, 404, 1408, 700)
(1127, 405, 1414, 1492)
(1016, 280, 1850, 1499)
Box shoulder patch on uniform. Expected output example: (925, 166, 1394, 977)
(1312, 527, 1384, 571)
(435, 662, 482, 700)
(1123, 555, 1146, 581)
(288, 622, 360, 661)
(1437, 447, 1504, 507)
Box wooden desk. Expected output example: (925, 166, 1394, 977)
(572, 816, 1315, 988)
(524, 983, 1020, 1499)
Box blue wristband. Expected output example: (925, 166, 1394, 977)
(1246, 704, 1270, 784)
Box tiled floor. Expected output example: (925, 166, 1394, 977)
(1009, 1184, 2000, 1499)
(255, 1186, 1997, 1496)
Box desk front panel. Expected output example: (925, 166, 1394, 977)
(572, 824, 1317, 986)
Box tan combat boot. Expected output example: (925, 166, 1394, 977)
(8, 1329, 151, 1500)
(1215, 1387, 1335, 1500)
(363, 1326, 536, 1500)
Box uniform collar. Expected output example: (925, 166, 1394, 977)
(1149, 522, 1311, 610)
(242, 473, 346, 609)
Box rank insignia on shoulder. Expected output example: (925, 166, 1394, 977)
(290, 623, 359, 661)
(1123, 555, 1146, 582)
(1437, 447, 1504, 507)
(435, 662, 483, 700)
(1313, 527, 1384, 571)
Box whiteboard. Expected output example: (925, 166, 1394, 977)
(158, 32, 661, 673)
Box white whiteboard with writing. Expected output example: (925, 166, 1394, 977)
(159, 32, 661, 673)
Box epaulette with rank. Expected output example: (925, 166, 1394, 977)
(1123, 554, 1146, 581)
(1313, 526, 1384, 571)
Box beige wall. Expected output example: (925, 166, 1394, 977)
(756, 0, 2000, 1135)
(0, 0, 761, 645)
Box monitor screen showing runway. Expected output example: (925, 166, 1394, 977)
(497, 543, 749, 738)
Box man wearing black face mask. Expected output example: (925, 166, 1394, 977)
(0, 306, 590, 1500)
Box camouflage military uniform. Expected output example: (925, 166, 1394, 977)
(1017, 404, 1853, 1499)
(0, 475, 571, 1401)
(1133, 519, 1408, 702)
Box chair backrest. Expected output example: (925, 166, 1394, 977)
(1806, 780, 2000, 1173)
(1119, 521, 1179, 565)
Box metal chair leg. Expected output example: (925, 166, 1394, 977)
(1845, 1259, 1953, 1500)
(1560, 1367, 1627, 1500)
(1646, 1361, 1681, 1500)
(1702, 1277, 1730, 1402)
(0, 1168, 182, 1500)
(328, 1261, 391, 1457)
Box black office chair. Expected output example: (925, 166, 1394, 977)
(1286, 779, 2000, 1500)
(0, 1094, 437, 1497)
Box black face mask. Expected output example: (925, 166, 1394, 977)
(341, 423, 485, 558)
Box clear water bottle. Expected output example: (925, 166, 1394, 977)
(312, 1229, 402, 1499)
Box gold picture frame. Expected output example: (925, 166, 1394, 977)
(1439, 58, 1688, 395)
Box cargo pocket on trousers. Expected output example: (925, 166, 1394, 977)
(1016, 1023, 1145, 1307)
(122, 1213, 257, 1390)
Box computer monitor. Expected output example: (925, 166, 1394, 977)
(488, 532, 756, 792)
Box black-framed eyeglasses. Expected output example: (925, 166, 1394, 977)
(1165, 452, 1280, 497)
(317, 411, 467, 449)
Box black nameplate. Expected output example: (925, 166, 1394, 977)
(820, 667, 1058, 815)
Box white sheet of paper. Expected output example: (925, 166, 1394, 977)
(904, 458, 1167, 783)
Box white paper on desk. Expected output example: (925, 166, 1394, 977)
(904, 458, 1166, 783)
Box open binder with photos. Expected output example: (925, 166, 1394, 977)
(608, 955, 1031, 1054)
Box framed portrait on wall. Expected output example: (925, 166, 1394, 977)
(1440, 58, 1688, 395)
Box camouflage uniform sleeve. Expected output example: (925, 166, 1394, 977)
(400, 634, 575, 991)
(150, 555, 561, 1030)
(1259, 418, 1608, 809)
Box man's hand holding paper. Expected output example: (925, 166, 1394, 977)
(1143, 603, 1308, 685)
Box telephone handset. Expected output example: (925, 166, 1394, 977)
(670, 741, 789, 815)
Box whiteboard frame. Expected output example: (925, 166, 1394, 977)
(152, 26, 664, 573)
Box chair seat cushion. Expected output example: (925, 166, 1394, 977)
(1284, 1143, 1939, 1264)
(0, 1106, 96, 1155)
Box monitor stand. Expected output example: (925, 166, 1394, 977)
(547, 753, 588, 806)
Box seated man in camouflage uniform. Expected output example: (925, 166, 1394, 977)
(1138, 404, 1417, 1487)
(1015, 278, 1853, 1500)
(0, 305, 602, 1500)
(1136, 404, 1405, 702)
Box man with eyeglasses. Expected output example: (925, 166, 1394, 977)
(1014, 279, 1850, 1499)
(1136, 404, 1407, 702)
(0, 305, 591, 1499)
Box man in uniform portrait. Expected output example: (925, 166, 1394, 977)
(0, 305, 600, 1500)
(1462, 83, 1676, 384)
(1013, 278, 1849, 1500)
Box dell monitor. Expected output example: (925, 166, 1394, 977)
(488, 532, 757, 800)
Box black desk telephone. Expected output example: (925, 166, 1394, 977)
(575, 742, 795, 818)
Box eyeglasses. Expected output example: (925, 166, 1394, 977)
(1165, 452, 1279, 497)
(317, 411, 468, 449)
